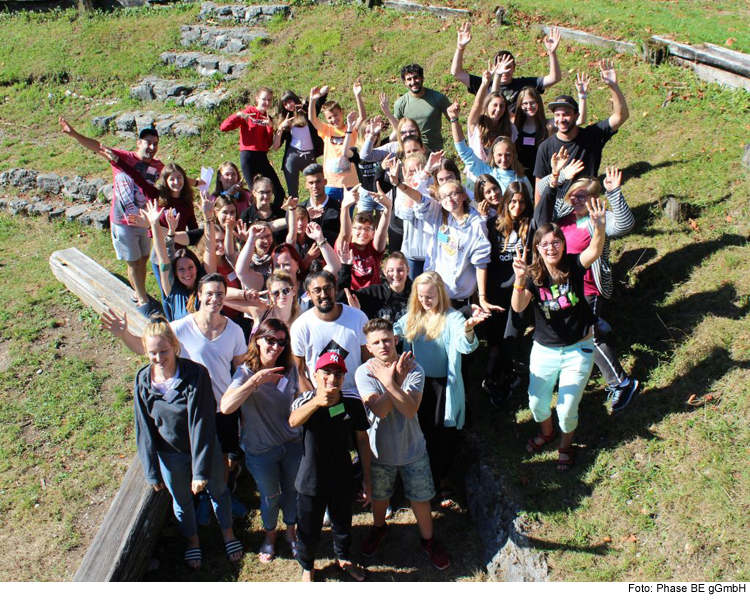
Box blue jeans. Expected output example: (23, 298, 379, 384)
(527, 337, 596, 434)
(158, 443, 233, 538)
(405, 257, 425, 281)
(244, 441, 303, 530)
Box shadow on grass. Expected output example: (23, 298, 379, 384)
(461, 231, 750, 560)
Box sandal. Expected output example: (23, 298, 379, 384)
(335, 559, 366, 582)
(289, 540, 299, 558)
(526, 431, 556, 454)
(184, 547, 202, 569)
(225, 539, 244, 563)
(259, 539, 275, 564)
(557, 447, 575, 473)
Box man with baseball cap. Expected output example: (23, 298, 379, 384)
(59, 119, 163, 307)
(533, 59, 629, 203)
(289, 350, 372, 582)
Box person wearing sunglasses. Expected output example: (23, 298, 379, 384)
(221, 318, 302, 564)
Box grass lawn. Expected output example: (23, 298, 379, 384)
(0, 2, 748, 581)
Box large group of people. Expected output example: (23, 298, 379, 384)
(61, 22, 640, 580)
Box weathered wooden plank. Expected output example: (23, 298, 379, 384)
(73, 457, 170, 582)
(382, 0, 471, 18)
(671, 57, 750, 92)
(652, 36, 750, 78)
(540, 25, 639, 56)
(49, 247, 150, 337)
(702, 43, 750, 67)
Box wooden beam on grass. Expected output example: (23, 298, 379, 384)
(49, 247, 150, 337)
(539, 25, 639, 56)
(49, 247, 169, 581)
(652, 36, 750, 79)
(382, 0, 471, 18)
(670, 57, 750, 92)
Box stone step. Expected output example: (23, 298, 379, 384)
(198, 2, 289, 24)
(129, 76, 231, 110)
(180, 24, 269, 54)
(161, 51, 247, 80)
(91, 111, 204, 139)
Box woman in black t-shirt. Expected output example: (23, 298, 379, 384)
(510, 201, 606, 472)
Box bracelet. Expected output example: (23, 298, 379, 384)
(449, 118, 458, 123)
(316, 239, 326, 246)
(513, 283, 525, 292)
(205, 216, 214, 222)
(478, 293, 486, 298)
(345, 130, 352, 134)
(578, 94, 588, 99)
(166, 232, 175, 238)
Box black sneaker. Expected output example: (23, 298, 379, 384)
(610, 379, 639, 412)
(489, 382, 513, 408)
(481, 377, 498, 396)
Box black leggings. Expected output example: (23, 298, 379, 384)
(586, 294, 628, 387)
(419, 377, 458, 488)
(296, 491, 353, 571)
(240, 150, 285, 208)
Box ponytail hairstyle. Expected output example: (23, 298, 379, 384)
(141, 315, 181, 357)
(495, 181, 532, 249)
(529, 223, 570, 287)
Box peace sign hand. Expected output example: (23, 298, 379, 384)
(512, 242, 529, 282)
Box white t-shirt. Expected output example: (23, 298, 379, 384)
(171, 315, 247, 409)
(290, 125, 314, 152)
(290, 304, 368, 399)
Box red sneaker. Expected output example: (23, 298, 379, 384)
(421, 537, 450, 570)
(360, 524, 387, 557)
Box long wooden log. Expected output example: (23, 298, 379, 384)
(671, 57, 750, 92)
(382, 0, 471, 18)
(49, 247, 169, 581)
(540, 25, 639, 56)
(73, 458, 170, 582)
(652, 36, 750, 78)
(49, 247, 150, 337)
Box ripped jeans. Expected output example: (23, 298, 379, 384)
(244, 441, 303, 530)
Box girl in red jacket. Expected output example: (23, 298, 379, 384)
(220, 87, 286, 212)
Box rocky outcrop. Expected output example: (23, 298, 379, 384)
(180, 24, 269, 53)
(160, 51, 247, 80)
(130, 76, 197, 105)
(94, 111, 204, 138)
(1, 169, 110, 204)
(198, 2, 290, 23)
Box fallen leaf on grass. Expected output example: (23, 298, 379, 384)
(621, 534, 638, 543)
(603, 535, 612, 543)
(688, 218, 699, 231)
(726, 38, 736, 47)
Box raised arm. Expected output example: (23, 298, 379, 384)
(600, 60, 629, 131)
(574, 72, 590, 126)
(219, 107, 249, 132)
(336, 187, 359, 249)
(372, 184, 392, 253)
(306, 221, 340, 275)
(602, 166, 634, 237)
(449, 102, 494, 177)
(450, 22, 473, 88)
(468, 67, 492, 134)
(352, 78, 367, 131)
(273, 115, 294, 151)
(200, 193, 218, 275)
(142, 201, 175, 296)
(100, 308, 145, 355)
(307, 87, 326, 133)
(579, 199, 607, 269)
(510, 243, 533, 313)
(378, 94, 399, 133)
(235, 225, 265, 291)
(59, 117, 106, 158)
(541, 27, 562, 89)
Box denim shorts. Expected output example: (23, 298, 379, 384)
(111, 223, 151, 261)
(370, 451, 436, 503)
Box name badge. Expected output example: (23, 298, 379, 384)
(227, 271, 238, 281)
(437, 231, 450, 243)
(523, 137, 536, 146)
(328, 403, 345, 417)
(276, 376, 288, 392)
(147, 166, 158, 176)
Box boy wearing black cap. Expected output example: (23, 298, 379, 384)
(533, 59, 630, 202)
(289, 351, 371, 582)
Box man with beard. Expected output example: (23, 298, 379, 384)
(59, 119, 163, 307)
(533, 59, 629, 203)
(291, 268, 369, 397)
(392, 64, 451, 152)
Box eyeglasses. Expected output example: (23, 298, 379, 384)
(400, 129, 418, 136)
(271, 286, 294, 299)
(539, 240, 563, 250)
(310, 285, 335, 296)
(441, 192, 463, 201)
(261, 336, 287, 348)
(352, 226, 374, 234)
(255, 189, 273, 196)
(569, 194, 589, 202)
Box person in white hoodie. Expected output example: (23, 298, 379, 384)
(392, 174, 491, 311)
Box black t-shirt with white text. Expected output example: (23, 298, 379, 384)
(526, 254, 595, 347)
(292, 391, 369, 496)
(533, 119, 616, 181)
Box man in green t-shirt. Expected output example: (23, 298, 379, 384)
(392, 64, 450, 152)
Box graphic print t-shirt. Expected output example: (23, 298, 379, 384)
(526, 254, 595, 347)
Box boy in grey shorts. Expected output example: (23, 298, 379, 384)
(354, 318, 450, 570)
